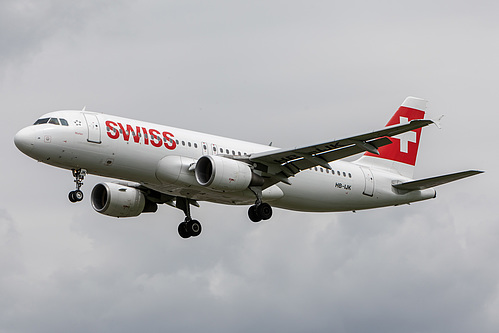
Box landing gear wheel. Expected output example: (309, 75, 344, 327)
(248, 203, 273, 222)
(178, 222, 191, 239)
(74, 190, 84, 201)
(69, 169, 86, 203)
(68, 191, 77, 203)
(68, 190, 84, 203)
(248, 205, 262, 222)
(257, 203, 272, 220)
(186, 220, 202, 237)
(178, 219, 202, 238)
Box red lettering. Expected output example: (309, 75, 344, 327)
(118, 123, 141, 143)
(163, 131, 176, 150)
(108, 121, 176, 151)
(128, 125, 141, 143)
(142, 127, 149, 145)
(106, 121, 119, 139)
(149, 129, 162, 148)
(117, 123, 129, 141)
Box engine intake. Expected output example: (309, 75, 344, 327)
(195, 155, 264, 192)
(91, 182, 157, 218)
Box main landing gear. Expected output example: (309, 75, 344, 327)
(176, 197, 202, 239)
(247, 186, 273, 222)
(248, 202, 273, 222)
(68, 168, 86, 203)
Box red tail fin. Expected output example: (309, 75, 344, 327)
(357, 97, 427, 178)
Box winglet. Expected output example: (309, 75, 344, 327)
(433, 115, 444, 129)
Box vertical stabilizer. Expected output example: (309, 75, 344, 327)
(355, 97, 427, 178)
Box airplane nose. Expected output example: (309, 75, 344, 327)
(14, 127, 35, 154)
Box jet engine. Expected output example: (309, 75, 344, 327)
(155, 155, 197, 186)
(91, 182, 157, 218)
(195, 155, 264, 192)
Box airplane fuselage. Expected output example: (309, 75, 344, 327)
(15, 110, 436, 213)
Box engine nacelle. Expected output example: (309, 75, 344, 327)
(156, 155, 197, 186)
(91, 183, 157, 218)
(195, 155, 264, 192)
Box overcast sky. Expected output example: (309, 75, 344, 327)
(1, 1, 497, 332)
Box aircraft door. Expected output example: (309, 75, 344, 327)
(360, 166, 374, 196)
(83, 113, 101, 144)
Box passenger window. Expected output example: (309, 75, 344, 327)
(59, 118, 69, 126)
(194, 143, 198, 148)
(220, 148, 223, 153)
(188, 142, 192, 147)
(348, 173, 352, 178)
(343, 172, 346, 177)
(226, 149, 230, 154)
(182, 141, 185, 146)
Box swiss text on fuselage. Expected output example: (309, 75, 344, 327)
(105, 120, 176, 150)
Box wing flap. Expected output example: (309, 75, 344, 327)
(392, 170, 484, 191)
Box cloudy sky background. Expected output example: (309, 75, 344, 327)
(1, 0, 497, 332)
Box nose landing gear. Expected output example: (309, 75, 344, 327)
(69, 168, 86, 203)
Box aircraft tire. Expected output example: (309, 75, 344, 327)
(74, 190, 84, 201)
(178, 222, 191, 239)
(257, 203, 272, 220)
(187, 220, 202, 237)
(68, 191, 77, 203)
(248, 205, 262, 223)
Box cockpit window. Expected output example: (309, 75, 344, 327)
(34, 118, 50, 125)
(33, 117, 69, 126)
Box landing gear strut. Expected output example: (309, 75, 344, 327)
(176, 197, 202, 239)
(68, 168, 86, 203)
(248, 186, 273, 222)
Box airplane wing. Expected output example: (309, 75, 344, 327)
(249, 119, 434, 184)
(392, 170, 484, 191)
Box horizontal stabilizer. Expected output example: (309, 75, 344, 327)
(392, 170, 484, 191)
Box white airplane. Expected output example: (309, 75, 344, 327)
(14, 97, 482, 238)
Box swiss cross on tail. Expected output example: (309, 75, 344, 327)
(364, 97, 426, 166)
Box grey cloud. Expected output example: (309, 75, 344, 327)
(0, 0, 121, 70)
